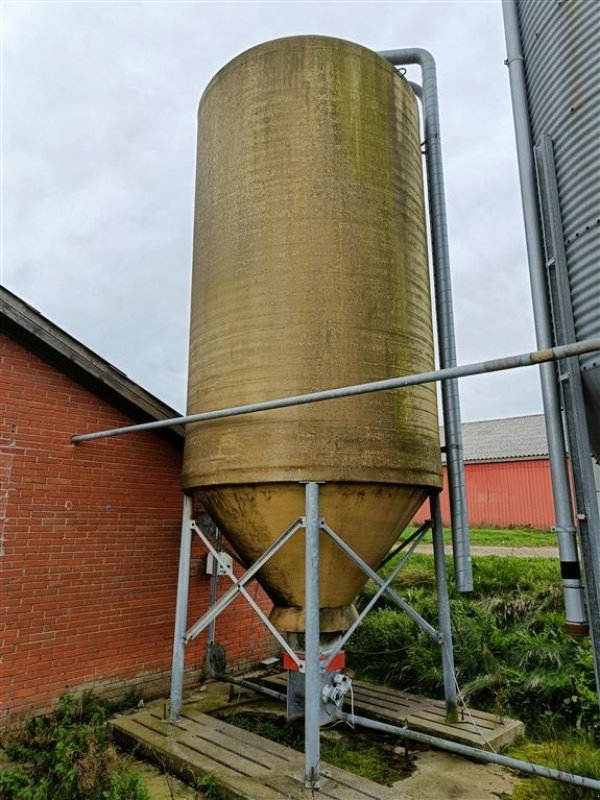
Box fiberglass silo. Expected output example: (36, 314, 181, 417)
(182, 35, 441, 635)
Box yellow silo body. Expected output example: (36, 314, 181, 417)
(183, 35, 442, 634)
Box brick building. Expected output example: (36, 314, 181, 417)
(1, 288, 275, 721)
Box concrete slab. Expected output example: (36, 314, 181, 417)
(111, 701, 407, 800)
(111, 678, 524, 799)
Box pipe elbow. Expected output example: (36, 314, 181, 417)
(379, 47, 436, 72)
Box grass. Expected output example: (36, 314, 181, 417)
(0, 692, 149, 800)
(221, 712, 413, 785)
(351, 555, 598, 741)
(412, 526, 557, 548)
(0, 693, 227, 800)
(509, 739, 600, 799)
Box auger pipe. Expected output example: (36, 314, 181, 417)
(71, 339, 600, 443)
(336, 711, 600, 791)
(380, 47, 471, 592)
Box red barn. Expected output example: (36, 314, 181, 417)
(414, 415, 555, 530)
(0, 288, 275, 722)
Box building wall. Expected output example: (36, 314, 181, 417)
(0, 334, 276, 721)
(413, 459, 554, 530)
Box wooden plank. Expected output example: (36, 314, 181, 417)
(412, 708, 499, 732)
(261, 673, 523, 750)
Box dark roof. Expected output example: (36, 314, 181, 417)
(442, 414, 548, 463)
(0, 287, 184, 445)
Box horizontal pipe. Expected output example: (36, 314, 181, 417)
(218, 674, 288, 704)
(71, 339, 600, 443)
(336, 711, 600, 791)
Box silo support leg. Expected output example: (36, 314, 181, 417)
(304, 482, 321, 790)
(169, 493, 194, 723)
(431, 493, 458, 722)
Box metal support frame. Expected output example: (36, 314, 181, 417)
(431, 492, 458, 721)
(322, 522, 431, 668)
(320, 521, 439, 642)
(169, 494, 194, 723)
(187, 520, 302, 665)
(167, 483, 461, 766)
(534, 134, 600, 697)
(303, 482, 321, 789)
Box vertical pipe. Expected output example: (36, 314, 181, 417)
(169, 493, 194, 723)
(502, 0, 588, 632)
(379, 48, 472, 592)
(431, 492, 458, 721)
(304, 482, 321, 790)
(206, 527, 222, 665)
(534, 136, 600, 697)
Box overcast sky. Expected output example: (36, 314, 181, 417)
(1, 0, 543, 421)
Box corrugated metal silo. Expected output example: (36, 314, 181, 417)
(517, 0, 600, 458)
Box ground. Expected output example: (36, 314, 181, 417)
(396, 750, 519, 799)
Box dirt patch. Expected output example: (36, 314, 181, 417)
(397, 749, 519, 799)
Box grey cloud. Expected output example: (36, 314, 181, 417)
(3, 1, 542, 420)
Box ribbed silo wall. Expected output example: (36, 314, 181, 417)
(517, 0, 600, 457)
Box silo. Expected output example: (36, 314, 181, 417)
(182, 35, 441, 635)
(504, 0, 600, 691)
(516, 0, 600, 457)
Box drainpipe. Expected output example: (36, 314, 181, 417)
(502, 0, 587, 634)
(380, 48, 471, 592)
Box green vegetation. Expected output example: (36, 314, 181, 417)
(222, 712, 412, 785)
(0, 693, 149, 800)
(349, 553, 599, 795)
(451, 527, 555, 548)
(510, 739, 600, 799)
(0, 693, 227, 800)
(414, 526, 557, 548)
(352, 555, 598, 739)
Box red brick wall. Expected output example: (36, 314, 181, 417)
(413, 459, 554, 530)
(0, 334, 276, 721)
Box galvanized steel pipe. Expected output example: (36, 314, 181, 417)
(71, 339, 600, 443)
(380, 47, 471, 593)
(304, 482, 321, 790)
(169, 494, 194, 723)
(335, 711, 600, 791)
(431, 493, 458, 721)
(502, 0, 589, 636)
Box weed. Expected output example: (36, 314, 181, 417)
(349, 555, 599, 740)
(222, 712, 410, 785)
(0, 693, 149, 800)
(198, 773, 229, 800)
(510, 737, 600, 799)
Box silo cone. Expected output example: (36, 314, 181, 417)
(182, 35, 442, 635)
